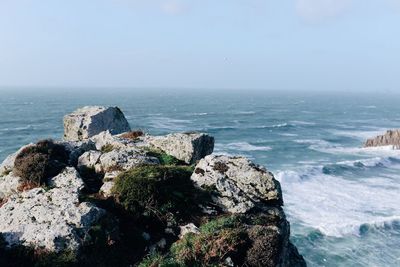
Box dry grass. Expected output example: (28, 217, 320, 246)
(120, 130, 144, 140)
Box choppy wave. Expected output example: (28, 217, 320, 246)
(149, 117, 193, 131)
(276, 157, 400, 237)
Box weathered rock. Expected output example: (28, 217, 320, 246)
(0, 144, 33, 176)
(99, 181, 115, 198)
(99, 148, 159, 172)
(244, 211, 306, 267)
(58, 140, 97, 166)
(147, 132, 214, 164)
(0, 172, 21, 199)
(0, 167, 105, 252)
(63, 106, 131, 141)
(191, 155, 282, 213)
(179, 223, 200, 239)
(77, 148, 159, 175)
(364, 129, 400, 148)
(77, 150, 103, 174)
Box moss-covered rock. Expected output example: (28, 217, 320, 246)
(112, 165, 207, 223)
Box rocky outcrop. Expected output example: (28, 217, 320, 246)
(147, 132, 214, 164)
(364, 129, 400, 148)
(63, 106, 131, 141)
(0, 106, 305, 267)
(191, 155, 282, 213)
(0, 168, 105, 253)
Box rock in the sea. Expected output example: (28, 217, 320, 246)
(63, 106, 131, 141)
(364, 129, 400, 148)
(191, 155, 282, 213)
(0, 167, 105, 252)
(147, 132, 214, 164)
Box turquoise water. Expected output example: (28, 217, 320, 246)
(1, 89, 400, 266)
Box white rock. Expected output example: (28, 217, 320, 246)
(147, 132, 214, 164)
(63, 106, 131, 141)
(0, 172, 21, 199)
(77, 150, 103, 173)
(58, 140, 96, 165)
(0, 167, 105, 252)
(179, 223, 200, 239)
(99, 181, 115, 198)
(99, 148, 159, 172)
(191, 155, 282, 213)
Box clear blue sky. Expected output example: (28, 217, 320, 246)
(0, 0, 399, 91)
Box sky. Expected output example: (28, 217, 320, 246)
(0, 0, 400, 91)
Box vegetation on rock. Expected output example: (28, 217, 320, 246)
(112, 165, 206, 223)
(13, 139, 69, 187)
(100, 144, 115, 153)
(120, 130, 144, 140)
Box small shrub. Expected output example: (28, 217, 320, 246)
(13, 140, 68, 187)
(101, 144, 115, 153)
(112, 165, 209, 222)
(120, 130, 144, 140)
(170, 216, 248, 266)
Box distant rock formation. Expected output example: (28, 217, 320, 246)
(0, 106, 306, 267)
(364, 129, 400, 148)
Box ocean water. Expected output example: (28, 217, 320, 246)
(1, 89, 400, 266)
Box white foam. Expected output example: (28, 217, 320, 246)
(338, 157, 394, 168)
(290, 120, 316, 126)
(276, 166, 400, 237)
(226, 142, 272, 151)
(279, 133, 298, 137)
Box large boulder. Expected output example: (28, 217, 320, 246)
(63, 106, 131, 141)
(0, 168, 105, 253)
(191, 155, 282, 213)
(147, 132, 214, 164)
(364, 129, 400, 148)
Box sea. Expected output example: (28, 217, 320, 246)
(1, 89, 400, 267)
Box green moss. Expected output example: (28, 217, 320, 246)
(101, 144, 115, 153)
(113, 166, 191, 217)
(112, 165, 210, 225)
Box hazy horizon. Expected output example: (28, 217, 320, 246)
(1, 0, 399, 91)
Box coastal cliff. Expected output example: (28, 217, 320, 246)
(0, 106, 306, 267)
